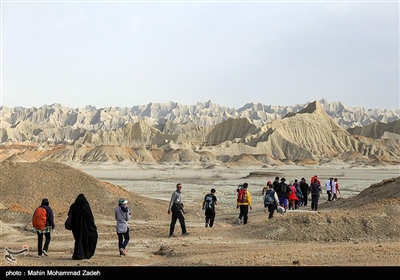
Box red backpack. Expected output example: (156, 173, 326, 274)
(32, 206, 47, 230)
(237, 188, 248, 203)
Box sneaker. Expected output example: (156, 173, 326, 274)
(182, 232, 190, 236)
(42, 250, 48, 256)
(37, 254, 41, 258)
(168, 234, 176, 238)
(205, 223, 208, 228)
(119, 248, 126, 256)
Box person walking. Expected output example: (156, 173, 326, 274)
(115, 198, 131, 256)
(331, 178, 340, 201)
(32, 198, 55, 258)
(261, 181, 269, 199)
(299, 177, 310, 207)
(261, 181, 270, 213)
(334, 178, 341, 196)
(236, 183, 253, 225)
(287, 181, 299, 210)
(273, 176, 280, 193)
(277, 178, 290, 212)
(66, 194, 98, 260)
(325, 177, 333, 201)
(168, 183, 189, 237)
(202, 188, 218, 228)
(293, 179, 303, 209)
(310, 177, 322, 211)
(263, 181, 279, 219)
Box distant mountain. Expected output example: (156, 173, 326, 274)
(1, 100, 399, 166)
(347, 119, 400, 140)
(1, 99, 399, 129)
(1, 99, 399, 143)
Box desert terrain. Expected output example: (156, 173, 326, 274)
(0, 161, 399, 272)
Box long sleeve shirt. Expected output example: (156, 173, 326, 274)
(237, 190, 252, 207)
(115, 205, 130, 234)
(168, 190, 182, 211)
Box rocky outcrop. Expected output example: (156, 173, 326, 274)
(1, 101, 399, 166)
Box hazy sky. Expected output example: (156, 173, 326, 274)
(1, 0, 399, 110)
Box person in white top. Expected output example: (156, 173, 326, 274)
(331, 178, 340, 201)
(325, 177, 333, 201)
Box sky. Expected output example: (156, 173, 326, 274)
(1, 0, 399, 110)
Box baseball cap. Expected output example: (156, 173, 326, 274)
(118, 198, 128, 205)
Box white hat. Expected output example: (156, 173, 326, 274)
(118, 198, 128, 204)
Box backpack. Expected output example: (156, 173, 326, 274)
(281, 184, 291, 195)
(237, 188, 248, 203)
(32, 206, 47, 230)
(264, 189, 275, 205)
(204, 194, 214, 210)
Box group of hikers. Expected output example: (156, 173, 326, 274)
(31, 175, 341, 258)
(261, 175, 341, 216)
(168, 175, 341, 237)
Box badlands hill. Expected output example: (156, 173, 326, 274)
(1, 101, 399, 167)
(1, 99, 399, 133)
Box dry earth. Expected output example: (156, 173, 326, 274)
(0, 162, 399, 273)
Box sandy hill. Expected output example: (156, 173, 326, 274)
(0, 162, 169, 225)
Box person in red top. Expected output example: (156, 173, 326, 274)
(287, 181, 299, 210)
(311, 175, 320, 185)
(331, 178, 340, 201)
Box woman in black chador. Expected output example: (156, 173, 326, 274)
(67, 194, 98, 260)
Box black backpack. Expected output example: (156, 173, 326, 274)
(204, 194, 214, 210)
(279, 183, 286, 195)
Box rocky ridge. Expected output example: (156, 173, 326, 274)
(1, 101, 399, 167)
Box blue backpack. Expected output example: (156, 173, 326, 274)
(264, 189, 275, 205)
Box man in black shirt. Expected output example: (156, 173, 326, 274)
(299, 178, 310, 207)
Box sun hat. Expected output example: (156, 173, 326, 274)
(118, 198, 128, 205)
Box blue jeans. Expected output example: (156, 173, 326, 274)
(117, 227, 130, 253)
